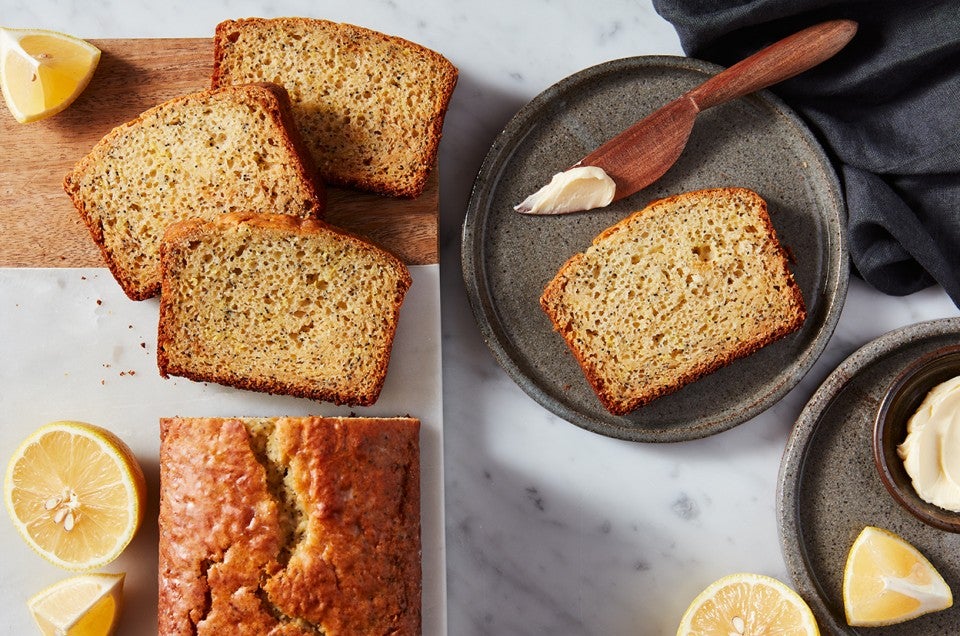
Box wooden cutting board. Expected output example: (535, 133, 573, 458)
(0, 38, 438, 267)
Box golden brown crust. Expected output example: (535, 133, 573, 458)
(540, 187, 806, 415)
(158, 416, 421, 635)
(157, 212, 411, 406)
(63, 83, 326, 301)
(250, 82, 327, 207)
(211, 17, 458, 198)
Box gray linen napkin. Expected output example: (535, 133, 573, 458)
(652, 0, 960, 306)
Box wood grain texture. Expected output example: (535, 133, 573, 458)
(0, 38, 438, 267)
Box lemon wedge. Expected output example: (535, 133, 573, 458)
(843, 525, 953, 626)
(677, 572, 819, 635)
(28, 572, 125, 636)
(4, 421, 146, 571)
(0, 26, 100, 123)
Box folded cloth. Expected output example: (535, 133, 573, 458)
(652, 0, 960, 306)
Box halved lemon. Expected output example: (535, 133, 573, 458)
(4, 421, 146, 571)
(0, 26, 100, 123)
(28, 572, 125, 636)
(677, 572, 819, 635)
(843, 525, 952, 626)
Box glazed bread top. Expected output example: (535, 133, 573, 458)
(158, 416, 421, 635)
(212, 17, 458, 198)
(64, 83, 324, 300)
(540, 187, 806, 415)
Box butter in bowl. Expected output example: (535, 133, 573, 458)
(874, 344, 960, 533)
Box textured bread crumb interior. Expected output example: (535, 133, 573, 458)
(73, 88, 320, 297)
(541, 188, 805, 414)
(161, 217, 408, 404)
(214, 18, 457, 196)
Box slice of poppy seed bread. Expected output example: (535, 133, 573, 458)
(157, 212, 411, 406)
(211, 17, 458, 198)
(64, 83, 325, 301)
(540, 187, 806, 415)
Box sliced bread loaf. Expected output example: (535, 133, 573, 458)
(64, 83, 325, 301)
(211, 17, 458, 198)
(157, 212, 411, 406)
(540, 187, 806, 415)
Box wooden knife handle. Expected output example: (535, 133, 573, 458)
(686, 19, 858, 112)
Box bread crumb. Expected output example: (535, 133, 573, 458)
(63, 84, 324, 301)
(157, 212, 410, 406)
(212, 17, 457, 197)
(540, 187, 806, 415)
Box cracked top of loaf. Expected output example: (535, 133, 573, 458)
(158, 416, 421, 636)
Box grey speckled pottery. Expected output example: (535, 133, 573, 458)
(461, 56, 848, 442)
(778, 318, 960, 634)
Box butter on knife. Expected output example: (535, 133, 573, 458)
(514, 19, 858, 216)
(514, 165, 616, 215)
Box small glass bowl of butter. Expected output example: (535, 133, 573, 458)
(874, 344, 960, 533)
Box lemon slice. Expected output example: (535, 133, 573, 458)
(843, 525, 953, 626)
(4, 421, 146, 571)
(677, 572, 819, 635)
(29, 572, 124, 636)
(0, 26, 100, 123)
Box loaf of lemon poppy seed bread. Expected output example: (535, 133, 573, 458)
(63, 83, 325, 301)
(540, 187, 806, 415)
(157, 211, 411, 406)
(211, 17, 458, 198)
(158, 416, 421, 636)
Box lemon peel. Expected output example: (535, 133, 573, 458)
(28, 572, 125, 636)
(4, 421, 146, 571)
(0, 26, 100, 123)
(843, 525, 952, 626)
(677, 572, 819, 635)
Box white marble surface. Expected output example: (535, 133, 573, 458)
(0, 267, 445, 635)
(4, 1, 959, 634)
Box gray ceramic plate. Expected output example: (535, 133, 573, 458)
(461, 56, 848, 442)
(778, 318, 960, 634)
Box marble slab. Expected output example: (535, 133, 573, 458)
(0, 267, 443, 635)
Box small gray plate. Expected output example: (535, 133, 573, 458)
(778, 318, 960, 634)
(461, 56, 848, 442)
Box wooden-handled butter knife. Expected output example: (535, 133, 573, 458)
(516, 19, 858, 214)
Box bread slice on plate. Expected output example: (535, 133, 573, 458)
(64, 83, 325, 301)
(540, 187, 806, 415)
(157, 212, 411, 406)
(158, 415, 421, 635)
(212, 17, 458, 198)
